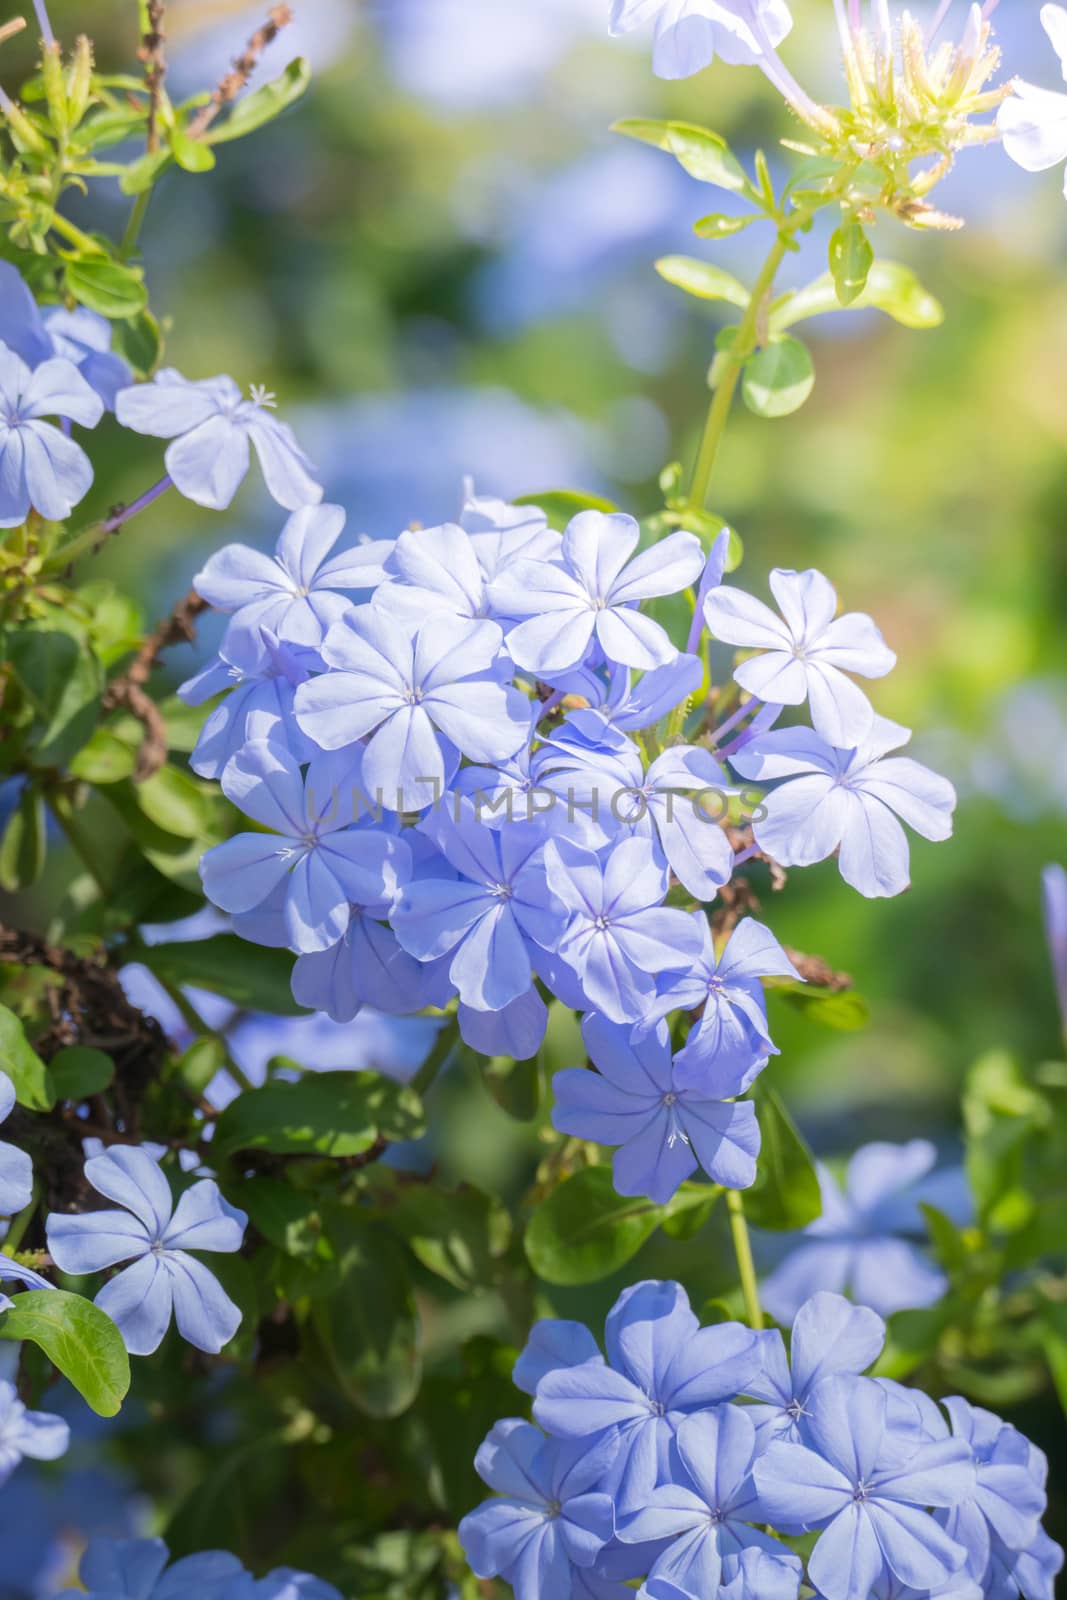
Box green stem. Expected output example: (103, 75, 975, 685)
(726, 1187, 764, 1330)
(412, 1017, 460, 1096)
(686, 231, 791, 512)
(2, 1183, 41, 1256)
(120, 189, 151, 260)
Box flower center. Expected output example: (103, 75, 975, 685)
(593, 913, 611, 932)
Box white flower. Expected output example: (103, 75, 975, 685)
(998, 4, 1067, 195)
(609, 0, 792, 78)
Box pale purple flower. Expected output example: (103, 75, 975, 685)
(180, 628, 321, 780)
(618, 1407, 802, 1593)
(997, 6, 1067, 197)
(0, 264, 131, 409)
(0, 1379, 69, 1485)
(935, 1397, 1048, 1586)
(552, 1013, 761, 1202)
(745, 1291, 887, 1445)
(458, 1421, 617, 1600)
(703, 568, 896, 747)
(59, 1537, 250, 1600)
(753, 1375, 975, 1600)
(490, 511, 703, 676)
(1041, 863, 1067, 1039)
(294, 605, 531, 812)
(730, 718, 957, 899)
(116, 368, 323, 511)
(194, 503, 391, 649)
(459, 487, 561, 579)
(200, 742, 411, 953)
(46, 1147, 247, 1356)
(760, 1140, 966, 1324)
(292, 907, 451, 1021)
(0, 1070, 32, 1217)
(391, 804, 565, 1013)
(0, 343, 104, 527)
(609, 0, 793, 77)
(544, 837, 705, 1022)
(650, 916, 799, 1094)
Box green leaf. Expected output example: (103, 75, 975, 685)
(119, 148, 172, 195)
(744, 1086, 822, 1230)
(113, 309, 163, 376)
(242, 1178, 326, 1259)
(770, 259, 945, 333)
(513, 489, 618, 532)
(63, 255, 148, 318)
(212, 1072, 424, 1160)
(170, 125, 216, 173)
(174, 1035, 228, 1098)
(133, 766, 216, 839)
(742, 336, 815, 419)
(143, 936, 305, 1015)
(48, 1045, 115, 1100)
(481, 1053, 540, 1121)
(612, 118, 747, 193)
(919, 1203, 969, 1275)
(311, 1211, 421, 1418)
(69, 728, 137, 784)
(0, 784, 46, 892)
(0, 1002, 55, 1111)
(0, 1290, 130, 1416)
(524, 1165, 713, 1285)
(392, 1184, 510, 1292)
(206, 57, 312, 144)
(693, 212, 758, 240)
(7, 627, 104, 767)
(773, 981, 871, 1032)
(655, 256, 749, 309)
(829, 221, 874, 307)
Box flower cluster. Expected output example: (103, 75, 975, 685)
(58, 1535, 341, 1600)
(459, 1282, 1065, 1600)
(191, 494, 955, 1205)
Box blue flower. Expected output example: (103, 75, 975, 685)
(0, 342, 104, 527)
(533, 1280, 761, 1514)
(116, 368, 323, 511)
(703, 567, 896, 748)
(459, 488, 562, 579)
(200, 742, 411, 954)
(294, 606, 531, 812)
(609, 0, 794, 80)
(731, 718, 956, 899)
(935, 1397, 1052, 1589)
(181, 628, 322, 780)
(752, 1375, 975, 1600)
(292, 907, 452, 1021)
(56, 1536, 305, 1600)
(618, 1407, 802, 1594)
(534, 719, 734, 899)
(551, 1013, 760, 1202)
(0, 263, 131, 410)
(745, 1291, 887, 1444)
(759, 1139, 966, 1323)
(194, 503, 391, 650)
(0, 1070, 32, 1217)
(0, 1378, 69, 1485)
(649, 916, 800, 1093)
(46, 1147, 247, 1356)
(1041, 862, 1067, 1039)
(458, 1419, 617, 1600)
(544, 837, 705, 1023)
(489, 510, 703, 676)
(391, 803, 565, 1012)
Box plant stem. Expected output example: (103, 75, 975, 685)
(687, 232, 790, 512)
(120, 189, 152, 259)
(726, 1187, 764, 1330)
(2, 1184, 41, 1256)
(46, 476, 174, 572)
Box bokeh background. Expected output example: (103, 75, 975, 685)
(3, 0, 1066, 1592)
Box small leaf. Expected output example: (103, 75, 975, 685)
(206, 58, 312, 144)
(655, 256, 749, 309)
(524, 1165, 698, 1285)
(63, 255, 148, 319)
(0, 1003, 55, 1111)
(773, 981, 870, 1032)
(0, 784, 46, 892)
(0, 1290, 130, 1416)
(119, 148, 172, 196)
(612, 118, 747, 193)
(48, 1045, 115, 1100)
(745, 1086, 822, 1230)
(69, 728, 137, 784)
(742, 336, 815, 419)
(7, 627, 104, 766)
(771, 260, 944, 333)
(311, 1211, 421, 1419)
(513, 489, 618, 532)
(482, 1054, 540, 1121)
(392, 1184, 510, 1292)
(693, 212, 758, 240)
(829, 221, 874, 307)
(212, 1072, 424, 1160)
(170, 125, 216, 173)
(143, 936, 304, 1015)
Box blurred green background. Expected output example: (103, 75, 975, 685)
(3, 0, 1066, 1588)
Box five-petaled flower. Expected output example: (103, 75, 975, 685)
(0, 342, 104, 527)
(46, 1146, 248, 1357)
